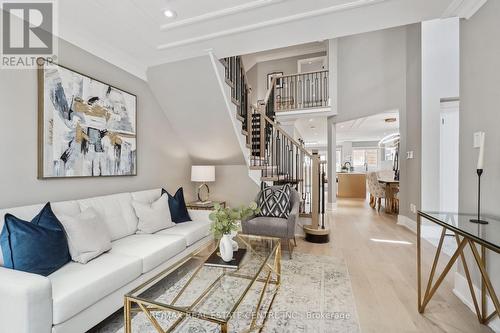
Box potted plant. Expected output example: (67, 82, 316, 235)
(209, 202, 259, 262)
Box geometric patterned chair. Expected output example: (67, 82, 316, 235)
(241, 186, 300, 259)
(367, 171, 386, 211)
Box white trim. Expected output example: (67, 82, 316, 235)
(442, 0, 487, 19)
(397, 215, 417, 233)
(453, 271, 500, 332)
(160, 0, 285, 31)
(157, 0, 387, 50)
(207, 50, 261, 186)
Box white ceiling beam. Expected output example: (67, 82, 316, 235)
(160, 0, 285, 31)
(157, 0, 388, 50)
(441, 0, 488, 19)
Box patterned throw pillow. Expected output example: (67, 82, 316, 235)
(257, 183, 292, 218)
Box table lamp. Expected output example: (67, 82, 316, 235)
(191, 165, 215, 203)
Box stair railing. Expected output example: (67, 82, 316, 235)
(252, 76, 322, 226)
(274, 70, 329, 112)
(221, 56, 324, 229)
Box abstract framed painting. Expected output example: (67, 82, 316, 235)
(37, 59, 137, 178)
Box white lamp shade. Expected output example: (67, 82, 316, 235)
(191, 165, 215, 182)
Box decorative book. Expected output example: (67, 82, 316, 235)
(204, 249, 247, 269)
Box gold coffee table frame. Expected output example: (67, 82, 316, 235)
(124, 234, 281, 333)
(417, 211, 500, 325)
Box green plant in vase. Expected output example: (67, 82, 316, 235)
(209, 202, 259, 262)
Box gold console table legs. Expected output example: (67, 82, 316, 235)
(417, 214, 500, 325)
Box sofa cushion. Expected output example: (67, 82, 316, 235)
(1, 203, 71, 276)
(49, 252, 142, 324)
(58, 208, 112, 264)
(162, 188, 191, 223)
(0, 200, 80, 266)
(156, 220, 211, 246)
(132, 194, 175, 234)
(131, 188, 162, 204)
(241, 216, 288, 238)
(110, 234, 186, 273)
(78, 192, 138, 241)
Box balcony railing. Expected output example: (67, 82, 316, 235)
(274, 70, 329, 112)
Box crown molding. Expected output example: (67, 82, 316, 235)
(157, 0, 387, 50)
(160, 0, 285, 31)
(442, 0, 487, 19)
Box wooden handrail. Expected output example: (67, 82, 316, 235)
(251, 104, 315, 159)
(273, 69, 329, 78)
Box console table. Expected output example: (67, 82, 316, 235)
(417, 211, 500, 325)
(186, 201, 226, 210)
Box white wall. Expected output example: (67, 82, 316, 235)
(0, 39, 192, 208)
(421, 18, 460, 211)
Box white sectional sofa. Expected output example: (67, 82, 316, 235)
(0, 188, 213, 333)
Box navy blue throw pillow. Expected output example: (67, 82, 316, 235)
(162, 188, 191, 223)
(0, 203, 71, 276)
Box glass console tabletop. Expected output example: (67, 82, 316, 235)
(418, 211, 500, 253)
(124, 234, 281, 333)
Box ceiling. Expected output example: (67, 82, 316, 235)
(294, 111, 399, 148)
(336, 111, 400, 143)
(54, 0, 484, 79)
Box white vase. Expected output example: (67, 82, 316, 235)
(219, 234, 234, 262)
(230, 230, 239, 251)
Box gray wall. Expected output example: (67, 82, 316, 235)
(246, 52, 327, 105)
(330, 25, 420, 220)
(147, 56, 245, 165)
(336, 26, 406, 123)
(459, 0, 500, 300)
(0, 39, 192, 208)
(195, 165, 259, 208)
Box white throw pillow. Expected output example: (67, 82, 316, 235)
(132, 194, 174, 234)
(58, 208, 112, 264)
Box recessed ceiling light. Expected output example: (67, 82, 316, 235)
(309, 118, 314, 122)
(384, 117, 397, 123)
(164, 9, 177, 18)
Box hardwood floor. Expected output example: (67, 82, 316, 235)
(294, 198, 492, 333)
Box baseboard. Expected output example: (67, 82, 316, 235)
(397, 215, 416, 233)
(453, 271, 500, 332)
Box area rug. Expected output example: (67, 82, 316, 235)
(89, 252, 360, 333)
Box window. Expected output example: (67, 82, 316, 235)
(352, 148, 379, 169)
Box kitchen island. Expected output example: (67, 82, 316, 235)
(337, 172, 366, 198)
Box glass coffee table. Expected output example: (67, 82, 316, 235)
(124, 234, 281, 333)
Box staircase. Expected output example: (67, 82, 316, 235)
(220, 56, 326, 230)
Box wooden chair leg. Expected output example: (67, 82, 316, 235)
(293, 236, 297, 246)
(287, 239, 293, 259)
(377, 197, 382, 211)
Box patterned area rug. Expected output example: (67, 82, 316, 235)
(89, 252, 360, 333)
